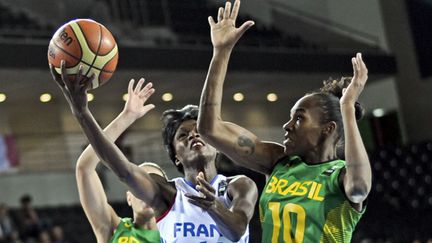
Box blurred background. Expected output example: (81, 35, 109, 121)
(0, 0, 431, 242)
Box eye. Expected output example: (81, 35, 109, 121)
(177, 132, 187, 139)
(296, 115, 303, 121)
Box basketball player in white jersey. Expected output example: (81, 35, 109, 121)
(50, 6, 258, 239)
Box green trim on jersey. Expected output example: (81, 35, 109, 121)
(259, 156, 365, 243)
(109, 218, 161, 243)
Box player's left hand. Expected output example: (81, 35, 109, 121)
(185, 172, 218, 211)
(122, 78, 155, 122)
(340, 53, 368, 106)
(50, 60, 94, 114)
(209, 0, 254, 51)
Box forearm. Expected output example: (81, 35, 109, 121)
(207, 201, 248, 241)
(75, 108, 133, 179)
(198, 48, 232, 132)
(341, 105, 372, 202)
(76, 110, 136, 170)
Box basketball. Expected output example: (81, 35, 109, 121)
(47, 19, 118, 89)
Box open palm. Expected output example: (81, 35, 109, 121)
(209, 0, 254, 50)
(123, 78, 155, 121)
(340, 53, 368, 106)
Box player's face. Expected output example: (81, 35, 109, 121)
(128, 192, 155, 221)
(283, 95, 327, 156)
(173, 119, 217, 170)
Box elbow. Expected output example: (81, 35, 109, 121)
(75, 161, 89, 177)
(225, 225, 247, 242)
(345, 181, 371, 203)
(75, 165, 86, 180)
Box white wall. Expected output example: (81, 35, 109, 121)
(359, 76, 399, 113)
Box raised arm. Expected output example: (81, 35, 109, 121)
(185, 173, 258, 241)
(198, 0, 284, 175)
(340, 53, 372, 206)
(74, 78, 155, 240)
(50, 63, 166, 209)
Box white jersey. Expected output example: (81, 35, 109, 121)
(157, 174, 250, 243)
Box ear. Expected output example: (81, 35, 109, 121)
(174, 156, 181, 166)
(322, 121, 337, 136)
(126, 191, 132, 206)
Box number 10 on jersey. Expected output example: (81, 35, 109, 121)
(268, 202, 306, 243)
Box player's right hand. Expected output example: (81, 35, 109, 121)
(122, 78, 155, 121)
(49, 60, 94, 115)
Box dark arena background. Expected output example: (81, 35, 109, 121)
(0, 0, 431, 242)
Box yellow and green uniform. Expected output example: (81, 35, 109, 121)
(109, 218, 161, 243)
(259, 156, 365, 243)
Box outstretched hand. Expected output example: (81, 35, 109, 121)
(208, 0, 254, 51)
(49, 60, 94, 115)
(340, 53, 368, 106)
(122, 78, 155, 121)
(185, 172, 218, 211)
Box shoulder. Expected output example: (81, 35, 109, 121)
(227, 175, 257, 196)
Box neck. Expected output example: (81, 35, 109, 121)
(184, 162, 218, 185)
(303, 140, 337, 164)
(134, 215, 158, 230)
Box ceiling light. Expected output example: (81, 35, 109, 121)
(40, 93, 52, 103)
(267, 93, 278, 102)
(162, 93, 173, 102)
(87, 93, 94, 102)
(233, 92, 244, 102)
(372, 108, 385, 117)
(122, 93, 128, 101)
(0, 93, 6, 102)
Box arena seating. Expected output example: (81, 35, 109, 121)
(0, 3, 52, 40)
(101, 0, 318, 50)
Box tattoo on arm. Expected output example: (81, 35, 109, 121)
(237, 135, 255, 155)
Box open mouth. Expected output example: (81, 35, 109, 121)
(190, 140, 204, 149)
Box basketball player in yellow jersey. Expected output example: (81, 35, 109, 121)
(198, 1, 372, 242)
(51, 64, 162, 243)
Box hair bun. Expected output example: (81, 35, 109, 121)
(320, 77, 352, 99)
(354, 101, 365, 120)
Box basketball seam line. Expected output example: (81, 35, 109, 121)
(52, 40, 113, 73)
(69, 22, 114, 73)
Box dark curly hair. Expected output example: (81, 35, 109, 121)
(161, 105, 199, 173)
(308, 77, 365, 157)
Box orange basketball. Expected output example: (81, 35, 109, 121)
(47, 19, 118, 89)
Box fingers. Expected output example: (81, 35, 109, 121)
(134, 78, 145, 93)
(186, 195, 214, 209)
(208, 16, 216, 27)
(357, 53, 368, 74)
(223, 1, 231, 20)
(139, 86, 155, 100)
(60, 60, 74, 92)
(196, 173, 216, 199)
(49, 64, 64, 88)
(230, 0, 240, 21)
(217, 7, 223, 22)
(83, 73, 95, 91)
(60, 60, 68, 83)
(351, 56, 359, 79)
(128, 79, 135, 94)
(237, 20, 255, 36)
(142, 104, 155, 114)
